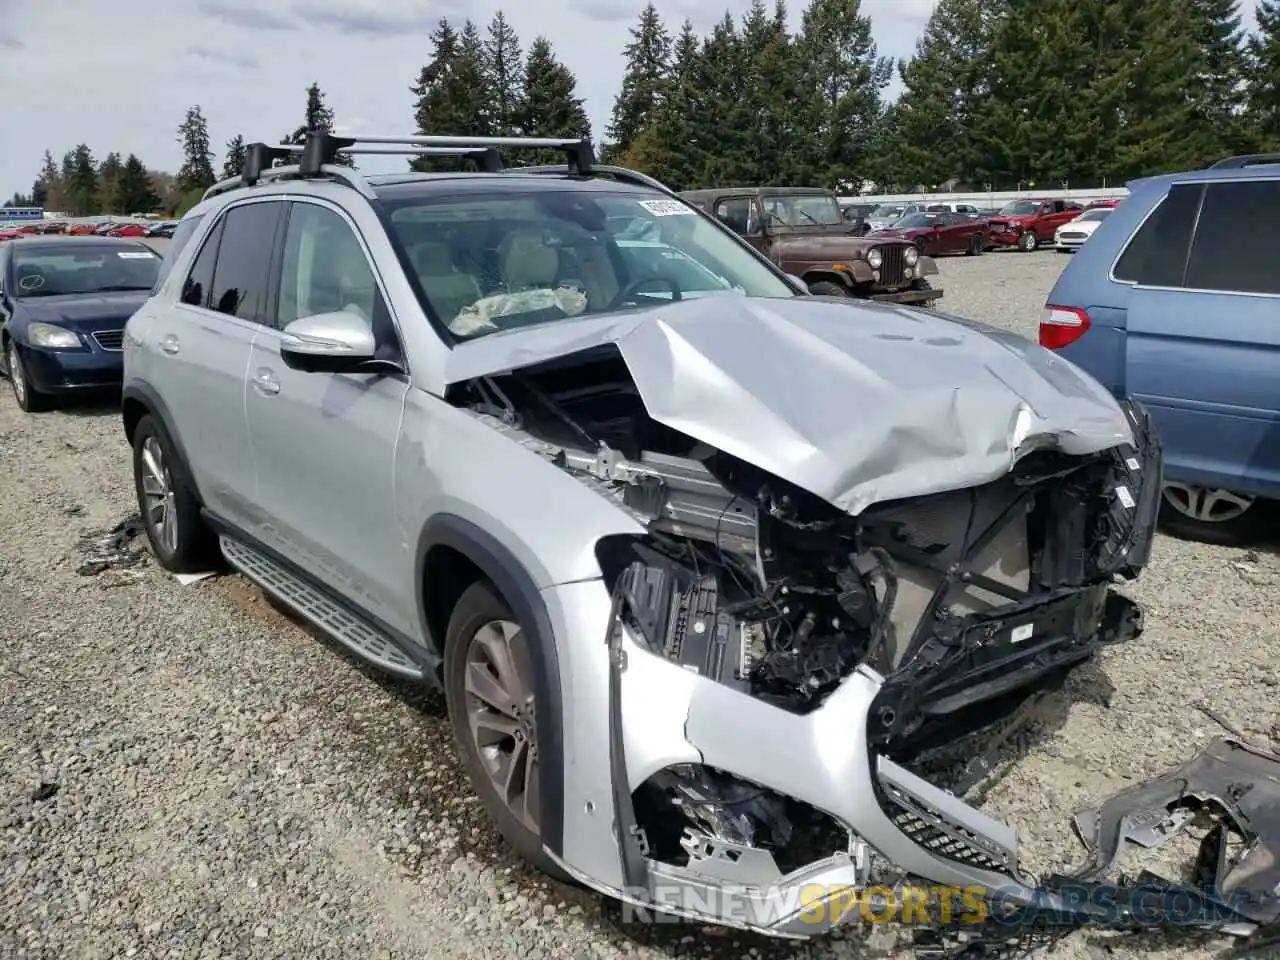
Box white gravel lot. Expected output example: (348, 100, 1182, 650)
(3, 249, 1279, 960)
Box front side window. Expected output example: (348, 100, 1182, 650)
(383, 188, 795, 340)
(713, 197, 756, 234)
(277, 203, 381, 327)
(10, 243, 161, 298)
(1183, 180, 1280, 295)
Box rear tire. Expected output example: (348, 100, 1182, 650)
(444, 581, 567, 879)
(807, 280, 849, 297)
(131, 414, 216, 572)
(967, 234, 985, 256)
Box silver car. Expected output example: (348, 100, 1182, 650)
(121, 132, 1162, 938)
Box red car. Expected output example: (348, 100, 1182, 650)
(66, 222, 99, 236)
(864, 211, 989, 257)
(985, 198, 1085, 252)
(0, 225, 23, 241)
(107, 223, 148, 237)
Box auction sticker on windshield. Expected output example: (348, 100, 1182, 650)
(118, 251, 157, 259)
(638, 199, 695, 217)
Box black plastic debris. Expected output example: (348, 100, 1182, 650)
(31, 781, 59, 802)
(76, 515, 148, 576)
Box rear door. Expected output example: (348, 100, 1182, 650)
(1125, 178, 1280, 497)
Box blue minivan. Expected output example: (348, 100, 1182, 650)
(1042, 155, 1280, 543)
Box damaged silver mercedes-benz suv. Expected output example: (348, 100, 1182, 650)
(121, 131, 1162, 938)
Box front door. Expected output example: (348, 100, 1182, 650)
(713, 194, 769, 254)
(1125, 178, 1280, 499)
(243, 199, 415, 635)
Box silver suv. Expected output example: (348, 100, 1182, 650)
(122, 131, 1162, 937)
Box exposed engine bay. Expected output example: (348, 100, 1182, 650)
(450, 345, 1162, 899)
(451, 346, 1158, 745)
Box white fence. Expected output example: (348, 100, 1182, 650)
(839, 187, 1131, 207)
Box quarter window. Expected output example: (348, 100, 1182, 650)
(207, 202, 282, 323)
(1113, 183, 1202, 285)
(153, 214, 203, 294)
(1183, 180, 1280, 295)
(179, 217, 224, 308)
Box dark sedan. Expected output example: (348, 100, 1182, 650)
(0, 236, 161, 411)
(864, 211, 988, 257)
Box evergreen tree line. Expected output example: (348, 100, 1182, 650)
(13, 0, 1280, 210)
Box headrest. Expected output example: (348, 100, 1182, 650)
(499, 230, 558, 289)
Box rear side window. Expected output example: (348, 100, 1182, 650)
(207, 201, 283, 323)
(1183, 180, 1280, 295)
(153, 215, 203, 293)
(1113, 183, 1202, 285)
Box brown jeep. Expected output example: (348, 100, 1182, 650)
(680, 186, 943, 306)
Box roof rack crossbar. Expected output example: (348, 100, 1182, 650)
(296, 130, 595, 174)
(1208, 153, 1280, 170)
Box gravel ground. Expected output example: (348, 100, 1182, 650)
(3, 249, 1279, 960)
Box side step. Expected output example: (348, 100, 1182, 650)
(219, 535, 425, 681)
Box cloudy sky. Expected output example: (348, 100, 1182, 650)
(0, 0, 938, 200)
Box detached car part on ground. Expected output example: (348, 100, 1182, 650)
(680, 186, 943, 307)
(122, 131, 1208, 944)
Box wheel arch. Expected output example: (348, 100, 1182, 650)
(121, 381, 205, 504)
(802, 269, 854, 290)
(415, 513, 566, 857)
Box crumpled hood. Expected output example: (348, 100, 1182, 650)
(16, 292, 149, 329)
(441, 297, 1133, 515)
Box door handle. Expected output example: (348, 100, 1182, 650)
(159, 334, 180, 355)
(252, 368, 280, 396)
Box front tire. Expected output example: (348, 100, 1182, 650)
(5, 340, 52, 412)
(1018, 230, 1039, 252)
(444, 581, 563, 877)
(131, 414, 215, 572)
(807, 280, 849, 297)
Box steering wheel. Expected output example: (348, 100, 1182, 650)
(610, 274, 683, 308)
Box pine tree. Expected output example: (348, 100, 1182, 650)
(689, 13, 745, 184)
(410, 18, 493, 171)
(892, 0, 997, 190)
(484, 11, 524, 135)
(795, 0, 891, 189)
(1248, 0, 1280, 148)
(97, 152, 123, 212)
(282, 84, 354, 166)
(625, 18, 706, 189)
(176, 105, 216, 193)
(66, 144, 100, 216)
(114, 155, 160, 214)
(608, 3, 672, 155)
(36, 150, 64, 211)
(516, 37, 590, 165)
(222, 134, 247, 179)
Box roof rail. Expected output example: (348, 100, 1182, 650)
(512, 163, 676, 196)
(1208, 153, 1280, 170)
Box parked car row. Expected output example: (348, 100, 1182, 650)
(0, 217, 178, 241)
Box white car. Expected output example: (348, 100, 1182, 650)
(1054, 205, 1115, 252)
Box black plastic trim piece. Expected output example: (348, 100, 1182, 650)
(414, 514, 566, 858)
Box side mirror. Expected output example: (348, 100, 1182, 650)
(787, 274, 810, 294)
(279, 311, 378, 373)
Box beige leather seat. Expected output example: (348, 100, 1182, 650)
(409, 241, 482, 324)
(498, 230, 559, 291)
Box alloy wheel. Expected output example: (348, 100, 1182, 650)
(1162, 483, 1255, 524)
(139, 435, 179, 556)
(463, 618, 539, 834)
(8, 343, 26, 406)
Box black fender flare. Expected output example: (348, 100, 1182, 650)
(415, 514, 566, 857)
(121, 380, 205, 503)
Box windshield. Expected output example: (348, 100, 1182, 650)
(11, 245, 162, 297)
(759, 193, 843, 226)
(999, 200, 1042, 215)
(1076, 208, 1112, 222)
(894, 213, 942, 228)
(870, 204, 905, 219)
(383, 188, 795, 340)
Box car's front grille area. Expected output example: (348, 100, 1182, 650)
(880, 781, 1011, 872)
(1059, 232, 1087, 241)
(92, 330, 125, 351)
(879, 245, 906, 287)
